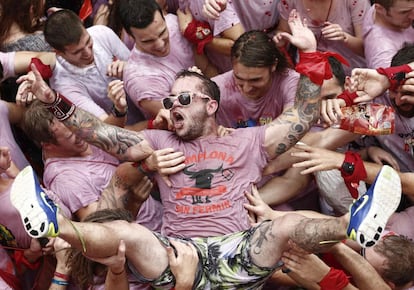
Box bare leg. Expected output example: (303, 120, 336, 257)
(249, 213, 348, 268)
(57, 214, 168, 279)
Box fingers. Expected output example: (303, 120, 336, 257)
(202, 0, 224, 19)
(321, 23, 344, 40)
(108, 80, 127, 108)
(16, 90, 36, 107)
(321, 99, 343, 125)
(94, 4, 110, 25)
(131, 176, 153, 202)
(167, 239, 199, 272)
(107, 60, 125, 78)
(0, 147, 11, 171)
(154, 149, 186, 175)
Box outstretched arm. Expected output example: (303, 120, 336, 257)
(265, 10, 321, 159)
(13, 51, 56, 75)
(17, 65, 153, 162)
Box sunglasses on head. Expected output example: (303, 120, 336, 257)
(162, 92, 211, 110)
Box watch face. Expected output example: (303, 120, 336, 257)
(342, 162, 355, 174)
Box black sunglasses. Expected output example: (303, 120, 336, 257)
(162, 92, 211, 110)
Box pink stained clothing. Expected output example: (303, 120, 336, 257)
(43, 146, 119, 217)
(386, 206, 414, 241)
(42, 146, 163, 232)
(0, 101, 29, 170)
(49, 25, 131, 119)
(278, 0, 369, 74)
(363, 5, 414, 69)
(0, 51, 15, 82)
(232, 0, 280, 32)
(0, 184, 31, 249)
(368, 93, 414, 172)
(179, 0, 241, 73)
(124, 14, 195, 119)
(142, 126, 268, 238)
(213, 69, 298, 128)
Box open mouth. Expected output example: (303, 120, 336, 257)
(172, 111, 184, 129)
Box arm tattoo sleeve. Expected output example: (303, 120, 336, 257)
(269, 75, 321, 156)
(63, 108, 144, 159)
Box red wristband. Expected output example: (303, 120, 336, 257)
(337, 90, 358, 107)
(132, 160, 153, 175)
(296, 51, 349, 85)
(44, 92, 76, 121)
(376, 64, 412, 92)
(340, 151, 367, 198)
(28, 58, 53, 79)
(147, 119, 154, 129)
(54, 271, 70, 281)
(318, 268, 349, 290)
(183, 18, 213, 54)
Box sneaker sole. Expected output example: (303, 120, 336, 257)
(10, 166, 58, 238)
(352, 165, 401, 247)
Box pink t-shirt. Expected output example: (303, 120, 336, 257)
(0, 51, 15, 82)
(278, 0, 369, 74)
(179, 0, 241, 73)
(232, 0, 280, 32)
(387, 206, 414, 240)
(124, 14, 194, 119)
(213, 69, 298, 128)
(143, 126, 268, 237)
(0, 101, 29, 170)
(363, 5, 414, 68)
(50, 25, 131, 119)
(43, 146, 163, 231)
(43, 146, 119, 217)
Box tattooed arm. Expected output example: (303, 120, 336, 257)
(62, 108, 153, 161)
(264, 75, 321, 160)
(264, 9, 321, 159)
(17, 64, 154, 162)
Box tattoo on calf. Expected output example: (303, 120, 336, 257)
(292, 218, 342, 252)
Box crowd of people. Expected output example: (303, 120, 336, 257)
(1, 0, 414, 289)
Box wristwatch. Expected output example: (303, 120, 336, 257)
(111, 105, 127, 118)
(341, 161, 355, 175)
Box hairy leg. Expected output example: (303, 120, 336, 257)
(249, 213, 348, 268)
(57, 215, 168, 279)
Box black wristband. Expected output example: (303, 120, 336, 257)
(111, 105, 127, 118)
(341, 161, 355, 175)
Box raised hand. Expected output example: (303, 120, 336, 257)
(291, 144, 344, 175)
(0, 147, 19, 178)
(274, 9, 317, 53)
(107, 80, 127, 113)
(350, 68, 390, 103)
(202, 0, 227, 20)
(107, 59, 126, 79)
(17, 64, 56, 104)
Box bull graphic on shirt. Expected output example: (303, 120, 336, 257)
(177, 164, 225, 204)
